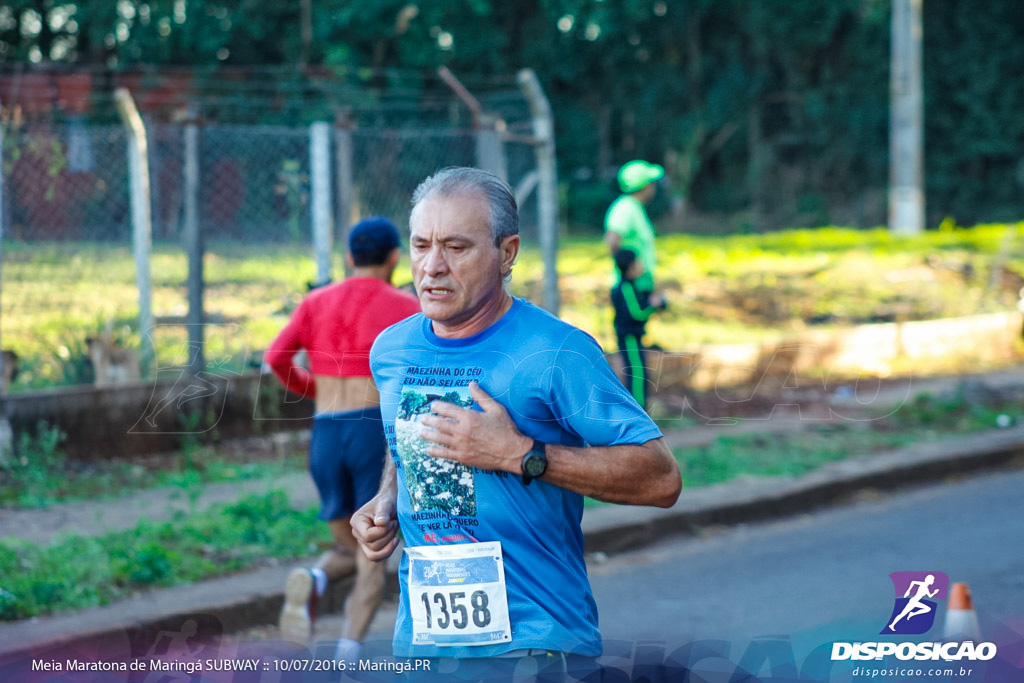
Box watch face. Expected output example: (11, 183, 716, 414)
(524, 454, 547, 477)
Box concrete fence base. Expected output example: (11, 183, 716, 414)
(3, 372, 312, 461)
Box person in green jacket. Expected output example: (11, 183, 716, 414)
(611, 249, 667, 409)
(604, 159, 665, 293)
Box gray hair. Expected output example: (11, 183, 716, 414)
(410, 167, 519, 247)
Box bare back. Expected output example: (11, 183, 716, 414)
(313, 375, 380, 415)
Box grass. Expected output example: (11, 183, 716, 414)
(2, 382, 1022, 621)
(2, 222, 1024, 619)
(1, 240, 319, 389)
(0, 491, 330, 621)
(0, 422, 307, 509)
(673, 384, 1024, 488)
(3, 222, 1023, 390)
(545, 223, 1024, 351)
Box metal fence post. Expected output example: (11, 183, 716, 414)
(476, 113, 508, 183)
(310, 121, 333, 287)
(184, 105, 204, 375)
(114, 88, 155, 374)
(517, 69, 560, 316)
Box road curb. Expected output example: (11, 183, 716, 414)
(2, 426, 1023, 663)
(581, 425, 1024, 555)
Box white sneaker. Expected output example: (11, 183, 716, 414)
(279, 568, 317, 645)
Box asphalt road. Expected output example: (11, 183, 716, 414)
(238, 466, 1024, 681)
(583, 466, 1024, 678)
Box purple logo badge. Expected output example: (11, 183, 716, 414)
(881, 571, 949, 635)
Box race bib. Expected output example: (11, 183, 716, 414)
(406, 541, 512, 647)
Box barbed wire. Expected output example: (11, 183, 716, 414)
(0, 64, 530, 128)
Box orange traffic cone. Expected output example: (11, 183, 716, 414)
(943, 582, 981, 642)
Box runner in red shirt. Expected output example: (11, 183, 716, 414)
(266, 217, 419, 654)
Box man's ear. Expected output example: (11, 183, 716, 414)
(499, 235, 520, 277)
(345, 252, 355, 270)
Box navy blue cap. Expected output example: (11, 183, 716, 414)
(615, 248, 638, 274)
(348, 216, 401, 255)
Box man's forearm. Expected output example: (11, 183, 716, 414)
(539, 438, 681, 508)
(418, 386, 681, 508)
(378, 452, 398, 497)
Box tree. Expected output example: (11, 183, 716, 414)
(3, 0, 1022, 228)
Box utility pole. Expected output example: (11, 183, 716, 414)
(889, 0, 924, 235)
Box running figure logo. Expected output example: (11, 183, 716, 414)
(882, 571, 949, 635)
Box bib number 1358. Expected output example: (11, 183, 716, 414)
(406, 541, 511, 646)
(419, 589, 491, 630)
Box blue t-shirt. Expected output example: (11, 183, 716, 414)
(370, 298, 663, 658)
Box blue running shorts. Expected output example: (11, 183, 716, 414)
(309, 407, 387, 521)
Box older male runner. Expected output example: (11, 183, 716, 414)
(352, 167, 682, 674)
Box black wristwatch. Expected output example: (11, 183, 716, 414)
(520, 439, 548, 486)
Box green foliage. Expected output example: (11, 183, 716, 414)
(674, 426, 912, 489)
(924, 0, 1024, 223)
(0, 421, 68, 507)
(114, 541, 176, 585)
(178, 409, 222, 461)
(880, 382, 1024, 432)
(0, 491, 328, 620)
(0, 435, 305, 510)
(5, 1, 1023, 225)
(667, 385, 1024, 493)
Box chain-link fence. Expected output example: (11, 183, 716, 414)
(5, 122, 130, 240)
(2, 121, 537, 244)
(1, 72, 553, 393)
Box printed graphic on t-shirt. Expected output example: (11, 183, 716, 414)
(396, 385, 477, 516)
